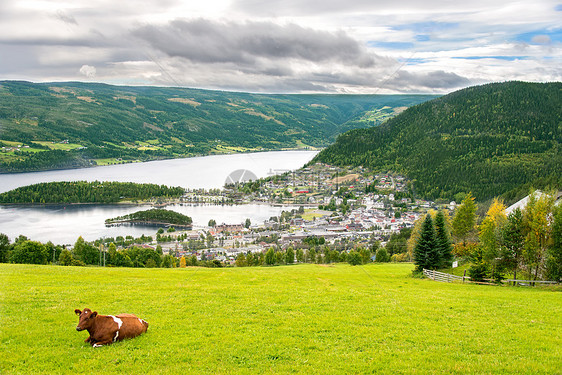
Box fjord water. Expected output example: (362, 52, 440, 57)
(0, 151, 317, 244)
(0, 150, 318, 193)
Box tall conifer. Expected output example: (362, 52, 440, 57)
(435, 211, 453, 268)
(414, 214, 439, 271)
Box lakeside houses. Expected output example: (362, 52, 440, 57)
(114, 163, 444, 261)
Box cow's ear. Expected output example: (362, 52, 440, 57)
(75, 309, 82, 316)
(91, 311, 98, 318)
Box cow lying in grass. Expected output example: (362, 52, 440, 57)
(74, 308, 149, 347)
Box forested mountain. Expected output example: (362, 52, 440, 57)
(313, 81, 562, 201)
(0, 81, 434, 172)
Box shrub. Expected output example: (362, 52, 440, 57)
(70, 259, 86, 267)
(375, 247, 390, 262)
(59, 249, 73, 266)
(347, 251, 361, 266)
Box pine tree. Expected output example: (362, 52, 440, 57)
(434, 211, 453, 268)
(499, 208, 524, 281)
(413, 214, 439, 271)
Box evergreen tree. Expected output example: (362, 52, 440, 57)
(499, 208, 525, 281)
(413, 214, 439, 271)
(434, 211, 453, 268)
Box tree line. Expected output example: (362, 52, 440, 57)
(411, 191, 562, 282)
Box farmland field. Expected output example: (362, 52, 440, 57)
(1, 263, 560, 374)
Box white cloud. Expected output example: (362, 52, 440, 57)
(79, 64, 96, 78)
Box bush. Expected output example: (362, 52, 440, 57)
(375, 248, 390, 262)
(70, 259, 86, 267)
(468, 262, 488, 282)
(391, 253, 409, 262)
(59, 249, 73, 266)
(347, 251, 361, 266)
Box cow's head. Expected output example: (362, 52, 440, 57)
(74, 308, 98, 331)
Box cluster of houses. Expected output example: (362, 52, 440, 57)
(122, 164, 448, 264)
(151, 189, 442, 264)
(1, 144, 29, 152)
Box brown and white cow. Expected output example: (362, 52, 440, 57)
(74, 308, 149, 347)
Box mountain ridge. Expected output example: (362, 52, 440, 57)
(312, 81, 562, 201)
(0, 80, 435, 173)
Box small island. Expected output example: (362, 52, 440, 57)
(105, 209, 192, 228)
(0, 181, 185, 204)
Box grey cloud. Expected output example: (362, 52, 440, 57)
(531, 35, 551, 45)
(132, 19, 377, 68)
(386, 70, 471, 91)
(55, 10, 78, 25)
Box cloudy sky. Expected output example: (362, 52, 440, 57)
(0, 0, 560, 93)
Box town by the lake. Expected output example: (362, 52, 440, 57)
(107, 162, 443, 264)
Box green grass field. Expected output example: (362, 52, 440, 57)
(1, 263, 560, 374)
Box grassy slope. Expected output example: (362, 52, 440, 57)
(1, 263, 560, 374)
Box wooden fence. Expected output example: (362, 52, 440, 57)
(423, 269, 467, 283)
(423, 269, 560, 286)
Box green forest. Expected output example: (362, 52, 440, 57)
(0, 181, 185, 204)
(313, 81, 562, 201)
(105, 209, 192, 227)
(0, 81, 434, 172)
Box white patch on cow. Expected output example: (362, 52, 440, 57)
(110, 315, 123, 329)
(138, 318, 143, 325)
(93, 344, 102, 348)
(113, 330, 119, 342)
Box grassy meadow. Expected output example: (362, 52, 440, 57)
(1, 263, 560, 374)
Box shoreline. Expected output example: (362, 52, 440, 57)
(0, 147, 322, 175)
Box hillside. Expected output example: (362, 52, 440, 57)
(312, 81, 562, 201)
(0, 81, 434, 172)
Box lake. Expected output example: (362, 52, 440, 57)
(0, 150, 317, 244)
